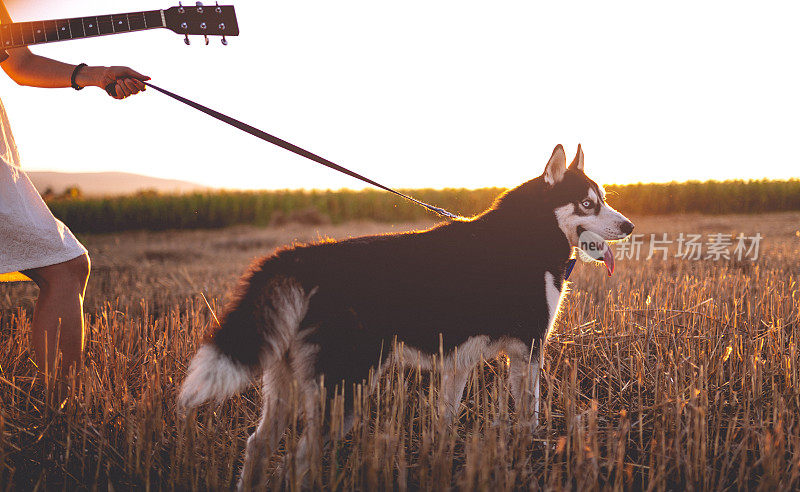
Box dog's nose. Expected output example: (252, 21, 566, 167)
(620, 221, 634, 235)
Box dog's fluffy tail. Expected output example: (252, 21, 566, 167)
(178, 276, 314, 409)
(178, 343, 252, 408)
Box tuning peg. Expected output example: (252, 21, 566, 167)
(221, 36, 228, 46)
(215, 2, 222, 14)
(184, 34, 190, 45)
(196, 1, 204, 13)
(178, 1, 185, 14)
(204, 35, 209, 45)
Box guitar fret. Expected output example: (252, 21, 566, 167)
(43, 20, 58, 42)
(17, 22, 28, 45)
(55, 19, 70, 40)
(83, 17, 99, 37)
(111, 14, 130, 33)
(128, 12, 146, 31)
(11, 23, 22, 46)
(97, 15, 113, 35)
(69, 18, 84, 39)
(33, 22, 46, 44)
(145, 10, 165, 28)
(47, 21, 58, 41)
(25, 22, 36, 45)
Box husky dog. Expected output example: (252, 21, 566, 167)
(179, 144, 634, 487)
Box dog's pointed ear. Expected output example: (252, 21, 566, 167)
(569, 143, 584, 172)
(544, 144, 567, 185)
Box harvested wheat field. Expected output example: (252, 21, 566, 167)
(1, 212, 799, 490)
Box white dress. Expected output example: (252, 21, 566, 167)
(0, 97, 87, 278)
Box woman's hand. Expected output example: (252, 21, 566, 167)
(75, 66, 150, 99)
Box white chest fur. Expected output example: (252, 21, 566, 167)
(543, 271, 566, 340)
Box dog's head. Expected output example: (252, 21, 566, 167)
(542, 144, 634, 275)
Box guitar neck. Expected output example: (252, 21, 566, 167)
(0, 11, 165, 50)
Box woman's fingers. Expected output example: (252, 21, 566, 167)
(130, 78, 146, 92)
(110, 82, 123, 99)
(122, 78, 140, 95)
(102, 66, 148, 99)
(116, 81, 132, 98)
(109, 79, 146, 99)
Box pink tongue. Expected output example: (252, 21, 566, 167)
(603, 243, 615, 276)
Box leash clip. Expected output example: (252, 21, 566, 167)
(430, 206, 459, 219)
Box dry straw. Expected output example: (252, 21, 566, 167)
(1, 212, 799, 490)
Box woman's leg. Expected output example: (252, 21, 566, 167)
(22, 254, 91, 377)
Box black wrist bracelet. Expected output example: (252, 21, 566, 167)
(71, 63, 88, 90)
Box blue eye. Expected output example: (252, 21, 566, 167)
(581, 200, 592, 208)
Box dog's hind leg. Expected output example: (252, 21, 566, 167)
(507, 339, 543, 429)
(238, 364, 293, 491)
(287, 389, 323, 489)
(437, 336, 491, 423)
(236, 278, 319, 490)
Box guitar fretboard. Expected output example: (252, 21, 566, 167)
(0, 10, 164, 50)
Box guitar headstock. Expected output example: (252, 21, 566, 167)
(164, 2, 239, 45)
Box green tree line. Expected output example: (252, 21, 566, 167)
(46, 179, 800, 234)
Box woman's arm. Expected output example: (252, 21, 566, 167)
(0, 1, 149, 98)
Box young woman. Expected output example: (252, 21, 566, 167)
(0, 0, 148, 377)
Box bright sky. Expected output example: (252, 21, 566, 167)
(1, 1, 798, 190)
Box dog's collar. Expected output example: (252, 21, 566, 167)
(564, 258, 577, 280)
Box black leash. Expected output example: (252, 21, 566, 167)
(140, 81, 460, 220)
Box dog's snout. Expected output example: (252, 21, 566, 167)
(619, 221, 634, 235)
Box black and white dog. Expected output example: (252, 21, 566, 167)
(179, 144, 634, 485)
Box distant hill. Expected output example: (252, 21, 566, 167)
(26, 171, 211, 196)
